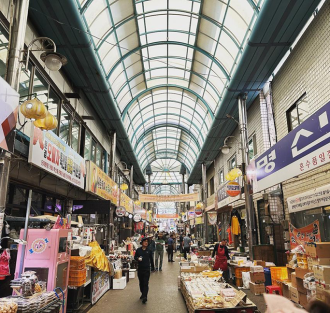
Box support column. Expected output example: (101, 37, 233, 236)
(129, 165, 134, 198)
(238, 94, 257, 260)
(148, 174, 151, 212)
(1, 0, 30, 244)
(182, 173, 185, 213)
(202, 163, 208, 244)
(109, 132, 116, 179)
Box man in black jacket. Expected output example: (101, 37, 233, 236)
(134, 237, 153, 303)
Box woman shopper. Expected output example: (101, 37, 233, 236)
(212, 239, 230, 282)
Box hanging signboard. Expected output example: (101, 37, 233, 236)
(119, 192, 134, 213)
(188, 209, 195, 219)
(154, 214, 179, 219)
(195, 216, 204, 225)
(29, 128, 85, 189)
(86, 160, 118, 204)
(208, 212, 217, 225)
(116, 206, 126, 217)
(91, 271, 110, 305)
(139, 193, 199, 203)
(287, 184, 330, 213)
(226, 181, 241, 197)
(289, 220, 321, 249)
(134, 222, 144, 231)
(0, 77, 19, 152)
(217, 179, 242, 209)
(133, 214, 142, 222)
(194, 207, 203, 216)
(247, 101, 330, 193)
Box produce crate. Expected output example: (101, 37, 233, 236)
(70, 257, 86, 270)
(68, 276, 86, 287)
(234, 267, 250, 278)
(69, 268, 87, 278)
(270, 267, 288, 281)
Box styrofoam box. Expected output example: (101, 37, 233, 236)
(129, 269, 136, 279)
(113, 277, 126, 289)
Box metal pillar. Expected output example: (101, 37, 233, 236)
(148, 174, 151, 212)
(202, 163, 208, 244)
(129, 165, 134, 198)
(238, 94, 256, 260)
(109, 132, 116, 179)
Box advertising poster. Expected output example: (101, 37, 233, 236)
(208, 212, 217, 225)
(0, 77, 19, 152)
(139, 193, 199, 203)
(86, 160, 118, 205)
(29, 128, 85, 188)
(289, 220, 321, 249)
(91, 271, 110, 304)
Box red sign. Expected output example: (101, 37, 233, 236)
(289, 220, 321, 249)
(134, 222, 144, 231)
(194, 208, 203, 216)
(226, 181, 241, 197)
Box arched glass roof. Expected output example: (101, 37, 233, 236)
(148, 159, 182, 184)
(77, 0, 263, 171)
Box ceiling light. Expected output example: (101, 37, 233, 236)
(40, 51, 67, 71)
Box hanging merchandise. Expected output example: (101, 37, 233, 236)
(20, 98, 47, 120)
(33, 111, 58, 130)
(0, 249, 11, 280)
(85, 241, 110, 272)
(226, 226, 233, 245)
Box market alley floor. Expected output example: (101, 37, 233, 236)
(89, 258, 267, 313)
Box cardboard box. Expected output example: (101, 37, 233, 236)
(313, 265, 330, 283)
(291, 272, 297, 288)
(296, 277, 307, 294)
(180, 266, 195, 273)
(295, 267, 312, 279)
(250, 266, 264, 273)
(287, 267, 295, 281)
(316, 287, 330, 305)
(249, 282, 265, 295)
(194, 265, 210, 273)
(250, 271, 265, 283)
(113, 277, 126, 289)
(308, 257, 330, 267)
(290, 286, 299, 303)
(305, 242, 330, 258)
(299, 292, 308, 308)
(282, 282, 291, 299)
(255, 260, 266, 267)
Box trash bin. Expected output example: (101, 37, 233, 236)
(264, 268, 272, 286)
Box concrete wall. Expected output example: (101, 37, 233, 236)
(271, 1, 330, 218)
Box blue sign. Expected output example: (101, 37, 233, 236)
(247, 101, 330, 193)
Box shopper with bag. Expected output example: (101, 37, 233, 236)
(212, 239, 230, 282)
(134, 237, 153, 304)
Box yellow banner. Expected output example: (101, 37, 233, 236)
(119, 192, 134, 213)
(139, 193, 199, 203)
(86, 160, 118, 205)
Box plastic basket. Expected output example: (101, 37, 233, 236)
(68, 276, 86, 287)
(70, 257, 86, 270)
(270, 267, 288, 281)
(234, 267, 250, 278)
(69, 268, 87, 279)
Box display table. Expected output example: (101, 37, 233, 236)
(180, 273, 257, 313)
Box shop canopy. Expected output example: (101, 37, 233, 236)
(29, 0, 322, 183)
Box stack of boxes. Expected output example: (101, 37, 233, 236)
(69, 256, 87, 287)
(306, 242, 330, 306)
(249, 266, 265, 295)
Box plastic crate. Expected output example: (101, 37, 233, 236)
(69, 268, 87, 279)
(234, 267, 250, 278)
(271, 279, 280, 286)
(270, 267, 288, 281)
(68, 276, 86, 287)
(70, 257, 86, 270)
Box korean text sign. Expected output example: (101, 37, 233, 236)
(86, 160, 119, 205)
(29, 128, 85, 188)
(247, 101, 330, 193)
(289, 220, 321, 249)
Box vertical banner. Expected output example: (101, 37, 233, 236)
(289, 220, 321, 249)
(0, 76, 19, 152)
(91, 271, 110, 304)
(208, 212, 217, 225)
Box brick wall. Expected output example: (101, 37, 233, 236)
(271, 1, 330, 217)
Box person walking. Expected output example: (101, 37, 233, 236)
(212, 239, 230, 282)
(179, 232, 184, 253)
(147, 235, 156, 272)
(167, 234, 175, 262)
(134, 237, 153, 303)
(183, 234, 192, 259)
(154, 233, 165, 271)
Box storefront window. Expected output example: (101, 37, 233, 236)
(71, 119, 80, 152)
(0, 27, 9, 79)
(91, 139, 97, 162)
(228, 155, 236, 170)
(84, 131, 91, 160)
(218, 168, 224, 185)
(248, 134, 257, 160)
(59, 108, 70, 144)
(287, 93, 309, 131)
(209, 177, 214, 196)
(96, 144, 102, 168)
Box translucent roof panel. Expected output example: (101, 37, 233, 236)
(77, 0, 263, 171)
